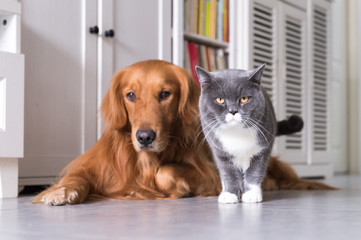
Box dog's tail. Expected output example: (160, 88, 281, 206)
(277, 115, 304, 136)
(263, 157, 337, 190)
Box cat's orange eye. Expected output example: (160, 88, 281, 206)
(216, 97, 225, 104)
(240, 96, 249, 103)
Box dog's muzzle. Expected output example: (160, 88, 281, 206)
(136, 129, 156, 148)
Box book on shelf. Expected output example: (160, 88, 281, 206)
(184, 41, 228, 85)
(184, 0, 199, 34)
(223, 0, 229, 42)
(184, 0, 229, 41)
(198, 0, 204, 35)
(217, 0, 223, 41)
(187, 41, 201, 85)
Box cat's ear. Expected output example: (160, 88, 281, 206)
(249, 63, 266, 85)
(195, 66, 214, 88)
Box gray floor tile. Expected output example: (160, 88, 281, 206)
(0, 175, 360, 240)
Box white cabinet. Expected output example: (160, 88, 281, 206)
(19, 0, 168, 186)
(19, 0, 334, 186)
(236, 0, 333, 177)
(0, 53, 24, 158)
(0, 0, 24, 198)
(19, 0, 98, 185)
(97, 0, 171, 137)
(307, 0, 332, 167)
(277, 2, 308, 165)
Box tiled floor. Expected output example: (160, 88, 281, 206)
(0, 175, 360, 240)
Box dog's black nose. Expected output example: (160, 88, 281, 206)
(136, 129, 156, 146)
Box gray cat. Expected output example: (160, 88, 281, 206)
(196, 64, 276, 204)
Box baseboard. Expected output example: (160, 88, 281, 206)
(18, 177, 56, 186)
(291, 163, 334, 179)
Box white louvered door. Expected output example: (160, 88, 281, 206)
(245, 0, 333, 177)
(249, 0, 280, 154)
(308, 0, 332, 166)
(249, 0, 277, 104)
(277, 3, 308, 164)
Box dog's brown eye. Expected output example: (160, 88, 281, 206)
(159, 91, 171, 101)
(126, 92, 136, 102)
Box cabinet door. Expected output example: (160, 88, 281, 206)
(0, 52, 24, 158)
(308, 0, 332, 164)
(277, 3, 308, 164)
(248, 0, 279, 155)
(19, 0, 97, 182)
(97, 0, 171, 137)
(249, 0, 278, 105)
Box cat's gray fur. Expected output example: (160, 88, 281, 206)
(196, 64, 276, 203)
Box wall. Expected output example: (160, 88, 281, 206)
(331, 0, 348, 173)
(347, 0, 361, 174)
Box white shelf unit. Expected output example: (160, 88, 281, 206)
(173, 0, 333, 178)
(172, 0, 236, 70)
(0, 0, 24, 198)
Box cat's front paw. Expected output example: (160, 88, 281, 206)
(242, 190, 263, 203)
(218, 192, 239, 204)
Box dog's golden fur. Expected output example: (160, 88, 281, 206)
(35, 60, 333, 205)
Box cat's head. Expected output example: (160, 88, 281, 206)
(195, 64, 266, 128)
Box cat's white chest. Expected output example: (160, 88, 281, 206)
(215, 124, 263, 171)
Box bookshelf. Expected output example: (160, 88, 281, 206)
(172, 0, 236, 83)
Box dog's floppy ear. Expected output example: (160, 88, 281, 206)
(174, 66, 200, 125)
(101, 70, 128, 129)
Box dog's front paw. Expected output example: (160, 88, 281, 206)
(218, 192, 239, 204)
(41, 187, 80, 206)
(155, 166, 191, 198)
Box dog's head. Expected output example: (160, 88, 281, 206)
(101, 60, 199, 152)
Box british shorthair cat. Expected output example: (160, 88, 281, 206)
(196, 64, 276, 203)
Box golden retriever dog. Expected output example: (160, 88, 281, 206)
(35, 60, 333, 205)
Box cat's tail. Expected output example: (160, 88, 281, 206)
(276, 115, 304, 136)
(262, 157, 337, 190)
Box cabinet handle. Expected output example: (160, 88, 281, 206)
(89, 26, 99, 34)
(104, 29, 115, 38)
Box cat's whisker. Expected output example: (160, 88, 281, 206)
(197, 121, 221, 153)
(244, 118, 272, 145)
(246, 119, 272, 137)
(192, 117, 222, 149)
(254, 110, 271, 119)
(243, 116, 275, 138)
(199, 120, 220, 143)
(242, 118, 271, 148)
